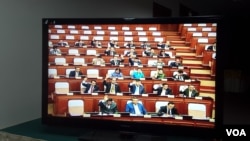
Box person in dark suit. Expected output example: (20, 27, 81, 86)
(69, 67, 83, 77)
(125, 40, 135, 48)
(75, 40, 87, 47)
(104, 47, 117, 56)
(157, 101, 179, 116)
(158, 50, 170, 58)
(157, 41, 165, 49)
(125, 96, 147, 115)
(110, 55, 124, 66)
(125, 48, 137, 57)
(98, 98, 118, 114)
(206, 42, 216, 51)
(57, 40, 69, 47)
(156, 83, 173, 96)
(128, 79, 145, 95)
(173, 69, 190, 81)
(182, 85, 199, 98)
(103, 75, 121, 94)
(82, 80, 99, 94)
(128, 56, 142, 66)
(169, 58, 182, 67)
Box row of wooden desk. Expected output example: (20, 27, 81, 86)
(48, 65, 190, 78)
(50, 94, 214, 128)
(48, 78, 200, 96)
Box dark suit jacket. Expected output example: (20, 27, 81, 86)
(129, 84, 145, 95)
(75, 42, 86, 47)
(103, 80, 121, 93)
(82, 83, 99, 93)
(98, 101, 118, 114)
(183, 89, 199, 97)
(158, 53, 170, 57)
(128, 58, 142, 66)
(169, 62, 182, 67)
(104, 50, 117, 56)
(125, 102, 147, 115)
(156, 87, 173, 95)
(58, 42, 67, 46)
(157, 106, 179, 116)
(173, 74, 190, 80)
(110, 59, 124, 66)
(69, 71, 83, 77)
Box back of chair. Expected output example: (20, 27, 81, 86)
(74, 58, 85, 65)
(68, 49, 79, 55)
(86, 50, 97, 55)
(55, 82, 69, 94)
(68, 99, 84, 116)
(87, 69, 99, 78)
(48, 68, 57, 77)
(188, 103, 206, 119)
(55, 58, 66, 65)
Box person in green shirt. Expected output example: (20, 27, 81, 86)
(153, 69, 165, 79)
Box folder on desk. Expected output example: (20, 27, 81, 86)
(118, 112, 130, 116)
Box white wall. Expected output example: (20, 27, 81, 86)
(0, 0, 153, 129)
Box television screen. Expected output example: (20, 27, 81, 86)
(42, 17, 223, 138)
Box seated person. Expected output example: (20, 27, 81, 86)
(125, 48, 137, 57)
(156, 83, 173, 96)
(164, 41, 171, 49)
(173, 69, 190, 81)
(113, 41, 120, 48)
(108, 39, 115, 47)
(157, 41, 165, 49)
(142, 46, 151, 56)
(82, 80, 99, 94)
(157, 101, 179, 116)
(49, 45, 61, 55)
(153, 69, 166, 79)
(90, 38, 96, 47)
(169, 58, 183, 67)
(206, 42, 216, 51)
(158, 50, 170, 58)
(103, 75, 121, 94)
(125, 96, 147, 115)
(110, 68, 123, 78)
(75, 40, 87, 47)
(92, 54, 105, 65)
(57, 40, 69, 47)
(140, 41, 150, 48)
(98, 98, 118, 114)
(131, 68, 145, 79)
(128, 79, 145, 95)
(148, 49, 157, 57)
(182, 85, 199, 98)
(95, 40, 102, 48)
(125, 40, 135, 48)
(69, 67, 83, 77)
(104, 47, 117, 56)
(110, 55, 124, 66)
(129, 56, 142, 66)
(153, 58, 165, 67)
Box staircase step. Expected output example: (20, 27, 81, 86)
(199, 92, 215, 101)
(200, 80, 215, 87)
(191, 69, 211, 75)
(176, 52, 196, 57)
(182, 60, 202, 65)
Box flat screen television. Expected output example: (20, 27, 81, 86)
(42, 16, 223, 139)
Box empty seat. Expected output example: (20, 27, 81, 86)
(188, 103, 206, 119)
(86, 50, 97, 55)
(68, 99, 84, 116)
(73, 58, 85, 65)
(68, 49, 79, 55)
(55, 82, 69, 94)
(147, 59, 158, 66)
(55, 58, 66, 65)
(48, 68, 57, 77)
(87, 69, 99, 78)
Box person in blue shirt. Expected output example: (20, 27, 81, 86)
(111, 68, 123, 78)
(128, 79, 145, 95)
(132, 68, 145, 79)
(125, 96, 147, 115)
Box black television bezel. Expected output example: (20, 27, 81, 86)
(42, 16, 223, 139)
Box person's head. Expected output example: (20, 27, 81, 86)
(134, 57, 140, 62)
(158, 69, 163, 74)
(162, 83, 169, 89)
(167, 101, 175, 109)
(53, 45, 58, 49)
(158, 58, 163, 63)
(115, 68, 121, 73)
(111, 77, 117, 84)
(75, 67, 81, 72)
(130, 48, 135, 52)
(103, 94, 109, 101)
(160, 50, 165, 54)
(135, 79, 141, 86)
(188, 85, 195, 91)
(131, 96, 139, 105)
(166, 41, 170, 45)
(91, 80, 96, 86)
(106, 98, 113, 105)
(110, 47, 115, 51)
(137, 68, 142, 73)
(178, 69, 184, 75)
